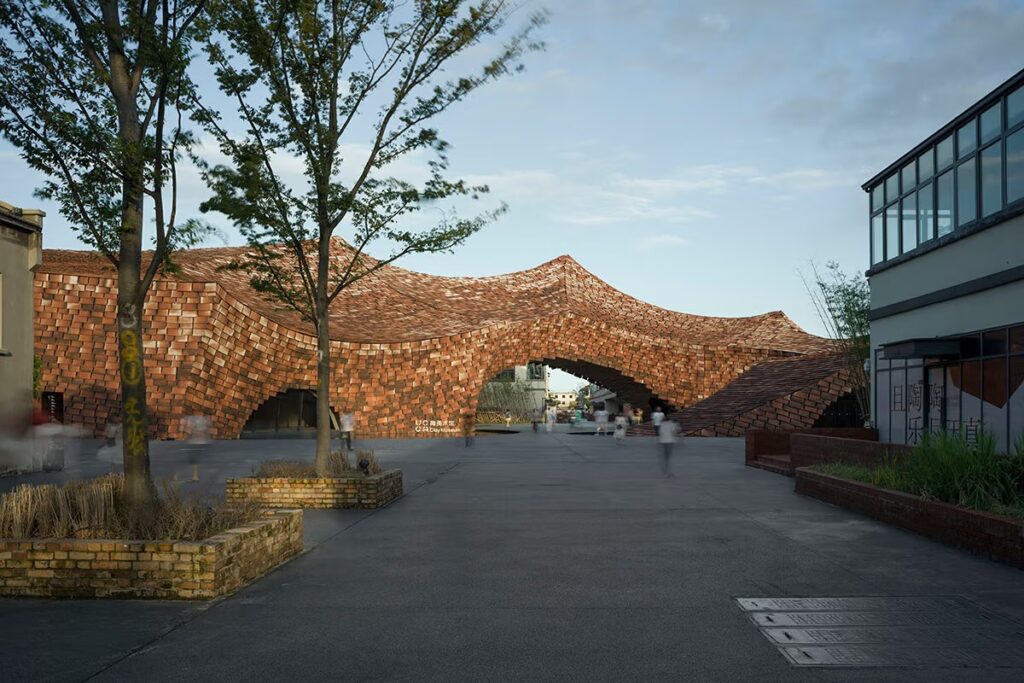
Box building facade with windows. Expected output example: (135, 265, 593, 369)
(0, 201, 43, 424)
(864, 68, 1024, 451)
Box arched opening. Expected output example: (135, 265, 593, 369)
(473, 358, 669, 428)
(241, 388, 338, 437)
(812, 391, 864, 428)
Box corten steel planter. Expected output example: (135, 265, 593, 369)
(795, 467, 1024, 570)
(226, 470, 403, 509)
(0, 509, 303, 599)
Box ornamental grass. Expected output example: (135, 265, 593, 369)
(0, 475, 263, 541)
(812, 431, 1024, 518)
(254, 450, 381, 478)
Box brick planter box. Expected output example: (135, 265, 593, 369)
(226, 470, 403, 509)
(0, 509, 303, 599)
(796, 468, 1024, 570)
(789, 434, 911, 471)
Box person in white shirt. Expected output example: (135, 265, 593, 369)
(594, 407, 609, 435)
(651, 406, 665, 436)
(340, 412, 355, 451)
(657, 417, 679, 478)
(613, 414, 628, 444)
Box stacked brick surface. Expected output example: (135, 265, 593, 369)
(676, 354, 859, 436)
(35, 243, 841, 439)
(0, 510, 302, 599)
(789, 434, 913, 471)
(226, 471, 403, 509)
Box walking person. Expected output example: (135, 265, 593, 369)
(531, 408, 541, 432)
(545, 406, 555, 433)
(651, 405, 665, 436)
(593, 405, 609, 436)
(613, 413, 628, 445)
(658, 416, 679, 478)
(183, 414, 211, 483)
(339, 411, 354, 451)
(504, 410, 513, 428)
(463, 412, 475, 447)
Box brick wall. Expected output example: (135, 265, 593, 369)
(225, 470, 403, 509)
(745, 428, 878, 465)
(796, 469, 1024, 570)
(790, 434, 913, 471)
(690, 364, 859, 437)
(35, 248, 835, 439)
(0, 509, 302, 599)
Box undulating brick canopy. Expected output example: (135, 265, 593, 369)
(35, 241, 842, 439)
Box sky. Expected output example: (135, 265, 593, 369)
(3, 0, 1024, 392)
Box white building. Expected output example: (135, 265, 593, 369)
(864, 68, 1024, 451)
(478, 363, 549, 415)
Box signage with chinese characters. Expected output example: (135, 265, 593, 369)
(414, 418, 459, 434)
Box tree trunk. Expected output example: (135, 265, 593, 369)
(117, 185, 156, 511)
(314, 298, 332, 476)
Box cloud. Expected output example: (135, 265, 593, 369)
(699, 13, 731, 32)
(637, 233, 689, 250)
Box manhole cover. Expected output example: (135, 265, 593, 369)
(736, 596, 1024, 668)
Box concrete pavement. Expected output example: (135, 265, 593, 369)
(2, 428, 1023, 681)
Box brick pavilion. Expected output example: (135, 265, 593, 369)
(34, 241, 857, 439)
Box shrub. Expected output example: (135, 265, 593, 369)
(253, 450, 381, 477)
(811, 429, 1024, 518)
(0, 475, 262, 541)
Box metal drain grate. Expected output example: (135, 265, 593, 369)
(736, 595, 1024, 668)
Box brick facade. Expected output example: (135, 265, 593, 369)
(796, 469, 1024, 570)
(35, 244, 839, 439)
(789, 434, 913, 471)
(0, 509, 302, 599)
(226, 471, 403, 509)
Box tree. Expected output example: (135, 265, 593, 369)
(477, 377, 534, 421)
(0, 0, 209, 510)
(195, 0, 546, 474)
(802, 261, 871, 423)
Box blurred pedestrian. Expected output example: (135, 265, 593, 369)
(463, 412, 475, 447)
(504, 410, 513, 428)
(183, 414, 211, 483)
(594, 405, 609, 436)
(545, 406, 555, 433)
(613, 413, 628, 444)
(651, 406, 665, 436)
(531, 408, 541, 432)
(340, 411, 354, 451)
(658, 416, 679, 478)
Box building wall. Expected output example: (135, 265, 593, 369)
(35, 271, 794, 439)
(0, 212, 41, 421)
(868, 215, 1024, 449)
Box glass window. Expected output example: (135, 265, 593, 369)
(961, 334, 982, 359)
(885, 203, 899, 260)
(917, 182, 933, 243)
(980, 102, 1002, 143)
(957, 118, 977, 157)
(901, 194, 917, 254)
(1009, 85, 1024, 130)
(980, 142, 1002, 218)
(946, 364, 962, 433)
(890, 366, 907, 445)
(983, 357, 1008, 452)
(956, 158, 976, 226)
(1011, 325, 1024, 353)
(871, 185, 883, 213)
(961, 360, 982, 442)
(876, 368, 890, 442)
(936, 170, 954, 236)
(927, 366, 945, 433)
(900, 161, 916, 194)
(1008, 129, 1024, 205)
(983, 329, 1008, 356)
(885, 173, 898, 204)
(1011, 356, 1024, 446)
(907, 366, 925, 445)
(937, 134, 954, 170)
(918, 148, 934, 181)
(871, 213, 884, 265)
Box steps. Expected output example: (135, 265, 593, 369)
(747, 454, 793, 476)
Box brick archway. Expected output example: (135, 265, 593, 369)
(35, 243, 838, 439)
